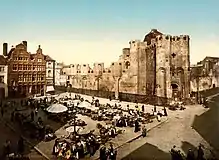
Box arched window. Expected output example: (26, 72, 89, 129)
(125, 61, 130, 69)
(48, 70, 52, 77)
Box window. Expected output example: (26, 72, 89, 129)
(28, 75, 31, 81)
(0, 76, 4, 83)
(23, 65, 27, 70)
(37, 75, 41, 81)
(28, 65, 31, 70)
(0, 67, 4, 72)
(33, 65, 36, 70)
(13, 65, 17, 71)
(18, 75, 23, 82)
(23, 75, 27, 82)
(125, 61, 130, 69)
(18, 64, 22, 70)
(32, 74, 36, 81)
(48, 70, 52, 77)
(18, 57, 22, 60)
(38, 59, 42, 62)
(41, 76, 44, 81)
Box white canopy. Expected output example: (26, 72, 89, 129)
(47, 103, 68, 113)
(73, 100, 81, 106)
(65, 126, 82, 133)
(78, 101, 91, 108)
(46, 86, 55, 92)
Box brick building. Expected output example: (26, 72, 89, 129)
(4, 41, 47, 97)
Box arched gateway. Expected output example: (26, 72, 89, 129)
(171, 83, 179, 98)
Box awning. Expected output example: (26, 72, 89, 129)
(46, 86, 55, 92)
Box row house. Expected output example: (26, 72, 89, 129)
(45, 55, 55, 93)
(0, 55, 8, 99)
(55, 62, 67, 86)
(4, 41, 47, 97)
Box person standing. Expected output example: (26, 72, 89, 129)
(197, 144, 204, 160)
(17, 137, 24, 155)
(100, 145, 108, 160)
(142, 125, 147, 137)
(142, 105, 145, 113)
(134, 119, 140, 132)
(108, 144, 117, 160)
(186, 149, 195, 160)
(163, 107, 168, 116)
(31, 111, 34, 121)
(170, 145, 177, 160)
(3, 140, 11, 157)
(154, 105, 157, 112)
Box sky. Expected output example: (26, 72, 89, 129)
(0, 0, 218, 67)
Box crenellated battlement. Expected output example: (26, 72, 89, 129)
(155, 34, 190, 42)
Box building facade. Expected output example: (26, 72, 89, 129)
(0, 55, 8, 98)
(60, 29, 190, 101)
(190, 57, 219, 92)
(45, 55, 55, 93)
(55, 62, 67, 86)
(4, 41, 47, 97)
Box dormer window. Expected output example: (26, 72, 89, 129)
(38, 59, 42, 62)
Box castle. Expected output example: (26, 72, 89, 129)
(62, 29, 191, 102)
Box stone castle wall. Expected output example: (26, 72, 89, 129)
(62, 29, 191, 101)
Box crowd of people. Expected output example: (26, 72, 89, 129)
(52, 134, 101, 159)
(1, 91, 212, 160)
(170, 144, 217, 160)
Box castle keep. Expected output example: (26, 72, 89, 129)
(63, 29, 191, 102)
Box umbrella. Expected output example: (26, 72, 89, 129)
(78, 101, 91, 108)
(46, 103, 68, 113)
(77, 127, 90, 135)
(65, 126, 82, 133)
(73, 100, 81, 106)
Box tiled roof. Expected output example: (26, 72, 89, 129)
(0, 55, 7, 65)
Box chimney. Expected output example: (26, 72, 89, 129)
(23, 41, 27, 50)
(3, 43, 8, 56)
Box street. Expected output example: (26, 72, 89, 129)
(119, 95, 219, 160)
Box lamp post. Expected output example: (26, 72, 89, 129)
(72, 107, 78, 139)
